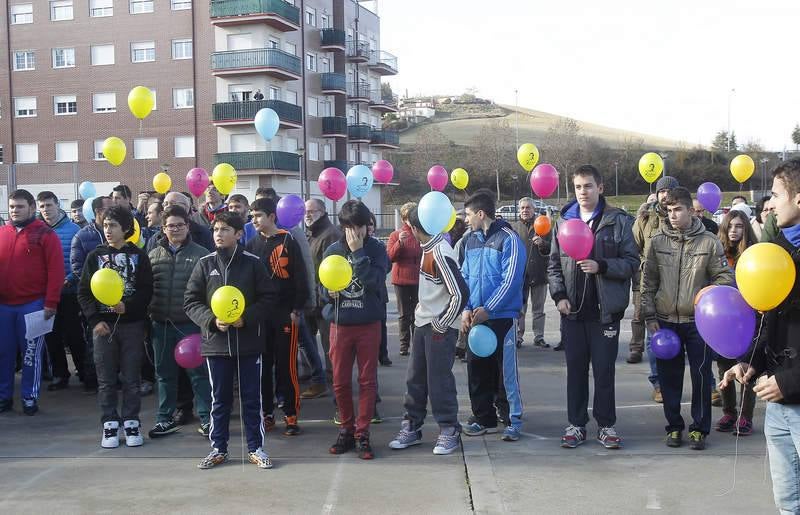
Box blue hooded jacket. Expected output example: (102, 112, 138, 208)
(47, 212, 80, 292)
(461, 218, 526, 319)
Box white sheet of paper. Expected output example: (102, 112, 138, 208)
(24, 310, 54, 340)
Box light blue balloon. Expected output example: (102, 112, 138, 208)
(346, 165, 373, 198)
(468, 325, 497, 357)
(83, 196, 96, 222)
(417, 191, 452, 235)
(254, 108, 280, 141)
(79, 181, 96, 199)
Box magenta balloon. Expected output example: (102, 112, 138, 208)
(318, 167, 347, 201)
(530, 164, 559, 198)
(427, 165, 449, 191)
(651, 328, 681, 359)
(276, 194, 305, 228)
(694, 285, 756, 359)
(175, 334, 203, 369)
(372, 160, 394, 183)
(697, 182, 722, 213)
(186, 168, 209, 198)
(557, 219, 594, 261)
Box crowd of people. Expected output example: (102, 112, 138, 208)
(0, 161, 798, 511)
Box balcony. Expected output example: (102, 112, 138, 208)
(320, 28, 346, 51)
(213, 151, 300, 172)
(212, 99, 302, 128)
(368, 50, 398, 76)
(320, 72, 346, 95)
(348, 123, 373, 143)
(347, 82, 370, 103)
(323, 160, 347, 171)
(369, 90, 398, 113)
(370, 129, 400, 149)
(210, 0, 300, 31)
(211, 48, 301, 80)
(322, 116, 347, 138)
(346, 40, 370, 63)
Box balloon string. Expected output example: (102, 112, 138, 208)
(567, 275, 589, 315)
(107, 313, 122, 341)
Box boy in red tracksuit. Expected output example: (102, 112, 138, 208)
(387, 202, 422, 357)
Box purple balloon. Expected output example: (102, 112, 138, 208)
(694, 285, 756, 359)
(174, 334, 203, 369)
(651, 328, 681, 359)
(276, 194, 305, 228)
(697, 182, 722, 213)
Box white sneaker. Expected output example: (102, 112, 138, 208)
(101, 421, 120, 448)
(123, 420, 144, 447)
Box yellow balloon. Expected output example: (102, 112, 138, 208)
(319, 255, 353, 292)
(212, 163, 237, 195)
(128, 86, 155, 120)
(735, 243, 796, 312)
(638, 152, 664, 183)
(451, 168, 469, 190)
(517, 143, 540, 172)
(153, 172, 172, 194)
(102, 137, 126, 166)
(442, 207, 457, 233)
(126, 218, 141, 244)
(90, 268, 124, 306)
(730, 154, 755, 183)
(211, 285, 246, 324)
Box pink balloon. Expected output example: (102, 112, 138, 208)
(372, 160, 394, 183)
(531, 164, 559, 198)
(174, 334, 203, 369)
(557, 219, 594, 261)
(186, 168, 209, 198)
(318, 167, 347, 201)
(427, 165, 448, 191)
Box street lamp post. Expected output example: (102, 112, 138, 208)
(296, 147, 306, 198)
(727, 88, 736, 152)
(760, 157, 769, 194)
(511, 174, 518, 221)
(614, 161, 619, 197)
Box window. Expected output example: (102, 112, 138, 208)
(93, 140, 106, 160)
(13, 51, 35, 71)
(370, 114, 379, 127)
(11, 4, 33, 24)
(0, 145, 3, 163)
(308, 141, 319, 161)
(55, 141, 78, 162)
(231, 133, 258, 152)
(129, 0, 153, 14)
(306, 96, 318, 117)
(131, 41, 155, 63)
(320, 57, 330, 73)
(15, 143, 38, 163)
(172, 88, 193, 109)
(147, 88, 157, 109)
(323, 144, 331, 161)
(89, 0, 112, 16)
(91, 44, 114, 65)
(171, 39, 192, 60)
(14, 97, 36, 117)
(269, 87, 280, 100)
(305, 6, 315, 26)
(54, 95, 77, 115)
(267, 37, 279, 49)
(320, 14, 329, 29)
(92, 92, 116, 113)
(319, 100, 332, 117)
(174, 136, 194, 158)
(134, 138, 157, 159)
(284, 90, 297, 105)
(286, 137, 298, 153)
(52, 48, 75, 68)
(171, 0, 191, 10)
(50, 0, 73, 21)
(305, 52, 316, 72)
(284, 42, 296, 56)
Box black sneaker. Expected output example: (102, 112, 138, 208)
(357, 434, 374, 460)
(399, 349, 410, 357)
(47, 377, 69, 391)
(173, 408, 194, 426)
(83, 382, 98, 395)
(148, 420, 180, 438)
(553, 341, 564, 351)
(688, 431, 706, 450)
(379, 356, 392, 367)
(22, 398, 38, 416)
(329, 431, 356, 454)
(198, 423, 211, 437)
(666, 430, 682, 448)
(0, 398, 12, 413)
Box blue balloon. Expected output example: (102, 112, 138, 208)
(651, 328, 681, 360)
(418, 191, 452, 235)
(346, 165, 373, 198)
(468, 324, 497, 357)
(83, 196, 96, 222)
(254, 108, 280, 141)
(79, 181, 96, 199)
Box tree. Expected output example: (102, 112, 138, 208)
(468, 119, 515, 201)
(542, 118, 585, 201)
(792, 124, 800, 151)
(711, 130, 737, 153)
(380, 82, 394, 101)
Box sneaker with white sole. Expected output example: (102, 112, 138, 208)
(502, 426, 521, 442)
(560, 425, 587, 448)
(198, 448, 228, 469)
(248, 447, 273, 469)
(123, 420, 143, 447)
(389, 419, 422, 449)
(433, 428, 461, 455)
(101, 421, 120, 448)
(597, 426, 622, 449)
(462, 421, 499, 437)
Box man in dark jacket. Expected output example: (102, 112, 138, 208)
(145, 192, 213, 253)
(184, 211, 278, 470)
(722, 160, 800, 513)
(514, 197, 551, 348)
(147, 205, 212, 439)
(549, 165, 639, 450)
(246, 198, 309, 436)
(387, 202, 422, 357)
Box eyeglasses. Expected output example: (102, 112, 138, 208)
(165, 223, 188, 231)
(306, 209, 324, 215)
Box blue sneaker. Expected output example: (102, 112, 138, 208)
(433, 428, 461, 455)
(501, 426, 521, 442)
(388, 420, 422, 449)
(462, 421, 498, 437)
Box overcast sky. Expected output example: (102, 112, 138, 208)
(374, 0, 798, 151)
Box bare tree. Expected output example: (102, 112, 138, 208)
(469, 119, 515, 201)
(542, 117, 584, 201)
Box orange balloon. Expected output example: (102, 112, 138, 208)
(533, 215, 551, 236)
(694, 285, 715, 306)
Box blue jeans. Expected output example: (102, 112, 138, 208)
(645, 331, 659, 388)
(299, 315, 325, 385)
(765, 401, 800, 514)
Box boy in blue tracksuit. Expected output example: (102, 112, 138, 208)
(460, 191, 526, 441)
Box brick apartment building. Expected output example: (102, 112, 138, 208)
(0, 0, 398, 216)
